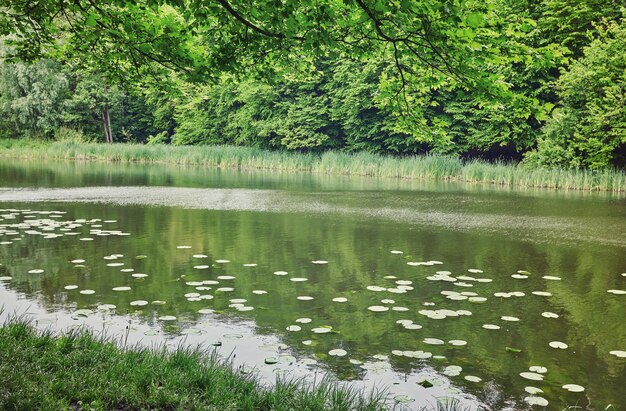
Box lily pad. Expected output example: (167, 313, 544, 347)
(273, 271, 288, 276)
(482, 324, 500, 330)
(311, 327, 332, 334)
(549, 341, 568, 349)
(541, 312, 559, 318)
(112, 286, 131, 291)
(562, 384, 585, 392)
(130, 300, 149, 306)
(464, 375, 482, 383)
(28, 269, 44, 274)
(501, 316, 520, 322)
(520, 372, 544, 381)
(542, 275, 561, 281)
(609, 350, 626, 358)
(524, 396, 549, 406)
(607, 289, 626, 295)
(367, 305, 389, 312)
(332, 297, 348, 303)
(79, 289, 95, 295)
(328, 349, 347, 357)
(286, 325, 301, 332)
(525, 386, 544, 395)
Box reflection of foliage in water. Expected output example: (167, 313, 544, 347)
(0, 200, 625, 409)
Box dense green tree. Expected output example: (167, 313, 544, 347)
(525, 17, 626, 169)
(0, 59, 68, 138)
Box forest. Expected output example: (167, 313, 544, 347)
(0, 0, 624, 170)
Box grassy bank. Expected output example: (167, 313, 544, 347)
(1, 139, 625, 192)
(0, 319, 387, 411)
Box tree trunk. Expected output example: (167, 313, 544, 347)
(102, 106, 112, 143)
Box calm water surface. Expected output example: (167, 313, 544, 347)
(0, 159, 625, 410)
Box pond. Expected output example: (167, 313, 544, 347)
(1, 158, 625, 410)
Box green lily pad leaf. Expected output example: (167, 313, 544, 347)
(549, 341, 568, 349)
(482, 324, 500, 330)
(443, 365, 462, 376)
(464, 375, 482, 383)
(506, 347, 522, 353)
(295, 318, 312, 323)
(524, 396, 549, 406)
(332, 297, 348, 303)
(562, 384, 584, 392)
(328, 349, 347, 357)
(520, 372, 544, 381)
(130, 300, 148, 306)
(367, 305, 389, 312)
(542, 276, 561, 281)
(449, 340, 467, 346)
(417, 379, 434, 388)
(501, 316, 520, 322)
(529, 366, 547, 374)
(531, 291, 552, 296)
(312, 327, 332, 334)
(525, 386, 543, 394)
(423, 338, 445, 345)
(264, 357, 279, 365)
(541, 312, 559, 318)
(252, 290, 267, 295)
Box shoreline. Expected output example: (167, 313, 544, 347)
(1, 140, 625, 192)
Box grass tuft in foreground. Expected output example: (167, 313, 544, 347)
(3, 139, 623, 192)
(0, 319, 387, 411)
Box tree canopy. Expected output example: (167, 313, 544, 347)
(0, 1, 624, 168)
